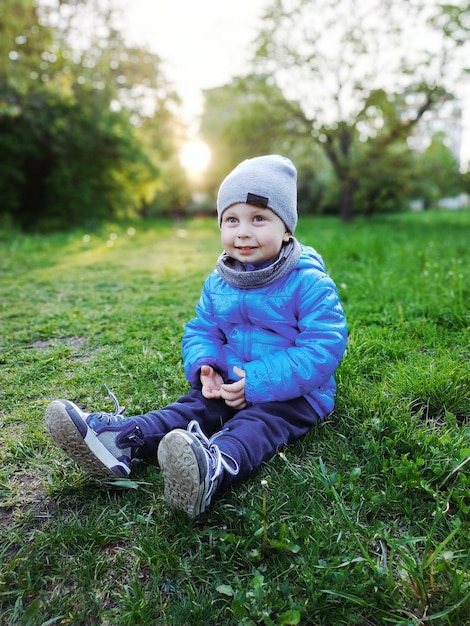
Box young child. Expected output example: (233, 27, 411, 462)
(45, 155, 348, 519)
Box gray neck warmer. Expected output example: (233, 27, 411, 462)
(216, 238, 302, 289)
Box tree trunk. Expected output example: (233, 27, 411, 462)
(322, 124, 357, 221)
(339, 181, 355, 222)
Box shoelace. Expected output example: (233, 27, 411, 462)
(187, 420, 240, 485)
(94, 384, 128, 425)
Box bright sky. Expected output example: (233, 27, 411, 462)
(119, 0, 469, 167)
(119, 0, 270, 132)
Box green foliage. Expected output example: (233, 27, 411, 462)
(410, 133, 463, 208)
(0, 0, 188, 231)
(253, 0, 469, 219)
(201, 74, 332, 213)
(0, 86, 159, 230)
(462, 168, 470, 194)
(352, 140, 415, 216)
(0, 0, 54, 93)
(201, 76, 305, 190)
(1, 211, 470, 625)
(200, 77, 465, 220)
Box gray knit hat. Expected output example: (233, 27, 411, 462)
(217, 155, 298, 234)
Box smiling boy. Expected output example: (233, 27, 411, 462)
(45, 155, 348, 519)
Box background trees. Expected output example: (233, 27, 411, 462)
(201, 0, 468, 220)
(200, 74, 332, 215)
(0, 0, 189, 230)
(1, 0, 468, 230)
(255, 0, 468, 220)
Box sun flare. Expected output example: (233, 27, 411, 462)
(180, 140, 211, 175)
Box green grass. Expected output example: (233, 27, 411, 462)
(1, 211, 469, 625)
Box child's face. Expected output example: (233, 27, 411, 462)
(220, 203, 291, 265)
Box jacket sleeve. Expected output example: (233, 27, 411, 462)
(182, 278, 229, 388)
(243, 273, 347, 403)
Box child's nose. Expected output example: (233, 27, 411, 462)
(236, 222, 251, 238)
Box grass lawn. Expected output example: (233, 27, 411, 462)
(1, 211, 469, 625)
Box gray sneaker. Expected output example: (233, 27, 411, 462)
(45, 386, 144, 478)
(157, 420, 239, 519)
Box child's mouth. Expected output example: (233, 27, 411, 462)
(237, 246, 256, 251)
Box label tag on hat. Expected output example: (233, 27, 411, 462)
(246, 193, 269, 208)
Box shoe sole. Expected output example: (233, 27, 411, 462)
(45, 400, 130, 478)
(157, 430, 208, 519)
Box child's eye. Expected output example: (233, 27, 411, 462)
(224, 216, 238, 224)
(253, 215, 265, 223)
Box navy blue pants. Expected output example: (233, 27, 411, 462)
(131, 389, 319, 488)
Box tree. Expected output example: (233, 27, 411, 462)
(254, 0, 469, 220)
(0, 0, 187, 230)
(410, 132, 462, 208)
(200, 74, 329, 214)
(0, 0, 54, 93)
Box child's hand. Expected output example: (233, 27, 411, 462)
(220, 366, 247, 410)
(200, 365, 224, 400)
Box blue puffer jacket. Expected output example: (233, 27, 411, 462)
(182, 245, 348, 418)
